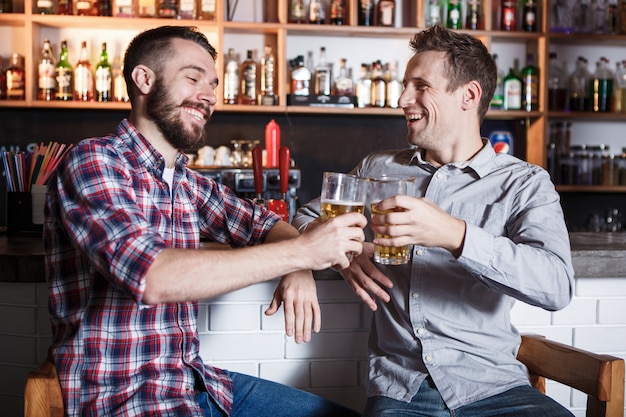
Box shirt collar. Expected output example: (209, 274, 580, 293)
(408, 138, 495, 178)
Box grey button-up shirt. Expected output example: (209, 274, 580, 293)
(293, 140, 574, 410)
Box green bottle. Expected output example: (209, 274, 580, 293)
(95, 42, 112, 102)
(54, 40, 74, 101)
(521, 53, 539, 111)
(503, 67, 522, 110)
(490, 54, 505, 110)
(446, 0, 462, 28)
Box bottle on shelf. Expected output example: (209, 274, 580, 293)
(501, 0, 517, 30)
(36, 0, 56, 14)
(370, 60, 386, 108)
(330, 0, 345, 24)
(589, 56, 613, 112)
(289, 55, 311, 96)
(196, 0, 214, 19)
(619, 0, 626, 33)
(74, 0, 95, 15)
(38, 39, 56, 101)
(573, 0, 593, 33)
(548, 52, 567, 111)
(95, 42, 112, 102)
(466, 0, 483, 29)
(376, 0, 395, 26)
(522, 0, 537, 31)
(309, 0, 326, 23)
(314, 46, 332, 96)
(113, 0, 135, 16)
(177, 0, 196, 19)
(426, 0, 442, 27)
(0, 0, 12, 12)
(289, 0, 309, 23)
(446, 0, 462, 29)
(503, 66, 522, 110)
(614, 60, 626, 113)
(74, 41, 94, 102)
(386, 60, 402, 108)
(56, 0, 72, 14)
(239, 49, 258, 105)
(355, 63, 372, 108)
(55, 40, 73, 101)
(138, 0, 156, 16)
(521, 53, 539, 112)
(98, 0, 112, 15)
(260, 45, 277, 105)
(550, 0, 574, 32)
(333, 58, 354, 96)
(112, 55, 128, 103)
(6, 53, 25, 101)
(358, 0, 374, 25)
(569, 56, 591, 111)
(158, 0, 177, 17)
(607, 0, 619, 33)
(0, 59, 6, 100)
(591, 0, 608, 33)
(223, 48, 240, 105)
(490, 54, 505, 110)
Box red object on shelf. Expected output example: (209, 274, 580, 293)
(264, 119, 280, 168)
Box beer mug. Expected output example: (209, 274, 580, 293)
(320, 172, 368, 219)
(368, 175, 416, 265)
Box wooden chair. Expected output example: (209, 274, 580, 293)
(24, 355, 63, 417)
(518, 334, 625, 417)
(24, 336, 625, 417)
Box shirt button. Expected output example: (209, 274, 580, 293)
(185, 384, 192, 391)
(436, 172, 443, 179)
(417, 328, 426, 335)
(415, 249, 424, 256)
(425, 354, 433, 363)
(411, 292, 419, 299)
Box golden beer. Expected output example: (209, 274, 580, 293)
(321, 200, 365, 220)
(371, 203, 411, 265)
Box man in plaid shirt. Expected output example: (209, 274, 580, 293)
(43, 25, 365, 417)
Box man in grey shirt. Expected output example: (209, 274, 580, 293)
(292, 25, 575, 417)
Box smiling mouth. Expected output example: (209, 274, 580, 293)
(406, 113, 424, 122)
(184, 106, 206, 122)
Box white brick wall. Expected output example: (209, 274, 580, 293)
(2, 277, 626, 417)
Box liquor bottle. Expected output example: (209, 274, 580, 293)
(618, 0, 626, 33)
(158, 0, 177, 17)
(289, 0, 308, 23)
(591, 0, 607, 33)
(314, 46, 332, 96)
(177, 0, 195, 19)
(607, 0, 618, 33)
(490, 54, 505, 110)
(74, 41, 94, 102)
(330, 0, 345, 24)
(573, 0, 592, 33)
(138, 0, 155, 16)
(466, 0, 483, 29)
(355, 63, 372, 108)
(260, 45, 276, 105)
(55, 40, 73, 101)
(309, 0, 325, 23)
(239, 50, 257, 105)
(550, 0, 574, 32)
(614, 60, 626, 113)
(196, 0, 214, 19)
(521, 53, 539, 111)
(75, 0, 94, 15)
(522, 0, 537, 31)
(112, 56, 128, 102)
(113, 0, 135, 16)
(501, 0, 517, 30)
(289, 55, 311, 96)
(426, 0, 442, 26)
(0, 58, 6, 100)
(223, 48, 239, 104)
(568, 56, 591, 111)
(36, 0, 55, 14)
(370, 60, 386, 107)
(333, 58, 354, 95)
(95, 42, 112, 102)
(446, 0, 462, 28)
(589, 56, 613, 112)
(38, 39, 56, 101)
(547, 52, 567, 111)
(98, 0, 112, 15)
(358, 0, 374, 25)
(503, 67, 522, 110)
(56, 0, 72, 14)
(6, 53, 25, 101)
(377, 0, 395, 26)
(0, 0, 12, 12)
(386, 60, 402, 108)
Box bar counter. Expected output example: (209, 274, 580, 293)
(1, 233, 625, 282)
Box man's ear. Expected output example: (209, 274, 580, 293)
(461, 80, 482, 111)
(131, 64, 155, 95)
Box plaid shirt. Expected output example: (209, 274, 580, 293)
(44, 119, 280, 416)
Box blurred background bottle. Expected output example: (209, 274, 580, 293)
(376, 0, 395, 26)
(426, 0, 442, 26)
(490, 54, 505, 110)
(501, 0, 516, 30)
(240, 49, 258, 105)
(548, 52, 567, 111)
(55, 40, 73, 101)
(138, 0, 156, 16)
(289, 0, 308, 23)
(113, 0, 135, 16)
(37, 0, 56, 14)
(98, 0, 111, 15)
(522, 0, 537, 31)
(614, 60, 626, 113)
(6, 53, 25, 100)
(466, 0, 483, 29)
(503, 66, 522, 110)
(355, 63, 372, 108)
(112, 56, 128, 102)
(74, 41, 93, 102)
(550, 0, 574, 32)
(260, 45, 276, 105)
(95, 42, 112, 102)
(309, 0, 325, 23)
(314, 46, 332, 95)
(330, 0, 345, 24)
(333, 58, 354, 96)
(38, 39, 56, 101)
(589, 56, 613, 112)
(573, 0, 593, 32)
(358, 0, 374, 25)
(569, 56, 591, 111)
(521, 53, 539, 111)
(223, 48, 239, 104)
(158, 0, 177, 18)
(446, 0, 462, 28)
(177, 0, 196, 19)
(196, 0, 214, 19)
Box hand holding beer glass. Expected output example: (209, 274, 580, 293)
(368, 175, 416, 265)
(320, 172, 368, 260)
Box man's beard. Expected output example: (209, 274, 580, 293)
(146, 76, 209, 151)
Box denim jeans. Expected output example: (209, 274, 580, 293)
(196, 370, 360, 417)
(363, 376, 574, 417)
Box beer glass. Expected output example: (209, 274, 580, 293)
(368, 175, 416, 265)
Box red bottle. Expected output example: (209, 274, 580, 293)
(265, 119, 280, 168)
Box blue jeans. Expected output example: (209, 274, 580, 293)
(363, 376, 574, 417)
(196, 370, 360, 417)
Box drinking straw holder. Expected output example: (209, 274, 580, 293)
(6, 185, 45, 236)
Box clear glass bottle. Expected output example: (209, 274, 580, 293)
(490, 54, 505, 110)
(314, 46, 332, 96)
(308, 0, 325, 23)
(591, 0, 608, 33)
(112, 55, 128, 103)
(75, 0, 94, 15)
(548, 52, 567, 111)
(370, 60, 386, 108)
(573, 0, 593, 32)
(355, 63, 372, 108)
(386, 60, 402, 108)
(333, 58, 354, 96)
(95, 42, 112, 102)
(290, 55, 311, 96)
(466, 0, 483, 29)
(74, 41, 94, 102)
(37, 0, 56, 14)
(223, 48, 239, 105)
(138, 0, 156, 16)
(614, 60, 626, 113)
(618, 0, 626, 33)
(289, 0, 308, 23)
(589, 56, 613, 112)
(38, 39, 56, 101)
(446, 0, 462, 28)
(6, 53, 26, 101)
(196, 0, 214, 19)
(607, 0, 619, 33)
(376, 0, 395, 26)
(330, 0, 345, 24)
(550, 0, 574, 32)
(177, 0, 195, 19)
(358, 0, 374, 25)
(426, 0, 441, 26)
(239, 49, 258, 105)
(260, 45, 276, 105)
(55, 40, 73, 101)
(569, 56, 591, 111)
(113, 0, 135, 16)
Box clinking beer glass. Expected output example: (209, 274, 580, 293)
(368, 175, 416, 265)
